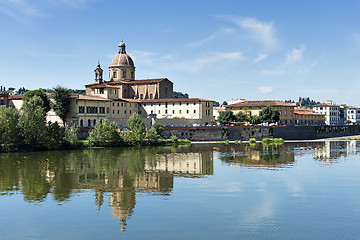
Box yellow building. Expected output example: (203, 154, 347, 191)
(294, 107, 325, 125)
(225, 100, 295, 125)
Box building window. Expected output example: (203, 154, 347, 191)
(122, 71, 126, 78)
(150, 94, 153, 99)
(121, 103, 123, 107)
(179, 110, 182, 114)
(285, 110, 287, 116)
(173, 103, 175, 106)
(107, 107, 109, 113)
(80, 119, 83, 127)
(151, 110, 153, 114)
(206, 109, 210, 116)
(93, 119, 96, 125)
(186, 110, 189, 113)
(186, 103, 189, 106)
(99, 107, 105, 114)
(165, 109, 168, 114)
(113, 110, 115, 114)
(140, 94, 143, 99)
(194, 102, 196, 105)
(158, 110, 161, 114)
(206, 102, 210, 108)
(118, 110, 119, 114)
(194, 110, 196, 113)
(173, 110, 175, 114)
(99, 89, 104, 94)
(117, 103, 119, 107)
(115, 90, 117, 94)
(124, 110, 126, 114)
(130, 110, 132, 114)
(88, 119, 91, 126)
(113, 71, 117, 78)
(130, 103, 132, 107)
(79, 106, 85, 113)
(131, 72, 134, 79)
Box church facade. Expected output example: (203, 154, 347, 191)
(50, 41, 214, 127)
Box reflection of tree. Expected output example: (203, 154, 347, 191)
(217, 144, 295, 169)
(0, 146, 213, 230)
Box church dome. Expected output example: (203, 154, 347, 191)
(110, 53, 134, 67)
(110, 41, 134, 67)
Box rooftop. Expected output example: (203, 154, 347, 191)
(226, 100, 295, 108)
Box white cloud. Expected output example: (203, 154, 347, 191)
(257, 86, 274, 94)
(352, 32, 360, 46)
(253, 53, 268, 63)
(219, 16, 277, 49)
(188, 28, 235, 47)
(259, 69, 284, 76)
(185, 51, 246, 72)
(0, 0, 99, 21)
(284, 45, 306, 65)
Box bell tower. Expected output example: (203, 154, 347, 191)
(94, 61, 103, 84)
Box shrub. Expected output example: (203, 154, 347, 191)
(88, 120, 122, 147)
(249, 138, 256, 144)
(224, 140, 230, 144)
(64, 126, 80, 148)
(170, 135, 178, 143)
(273, 138, 284, 144)
(261, 138, 273, 144)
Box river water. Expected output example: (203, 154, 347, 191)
(1, 141, 360, 239)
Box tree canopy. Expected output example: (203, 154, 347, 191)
(257, 106, 280, 123)
(173, 91, 189, 98)
(218, 110, 236, 125)
(52, 86, 71, 126)
(22, 89, 51, 112)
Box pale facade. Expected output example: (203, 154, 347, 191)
(294, 107, 325, 125)
(346, 107, 360, 124)
(313, 103, 340, 125)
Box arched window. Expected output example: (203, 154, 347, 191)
(124, 89, 127, 98)
(122, 71, 126, 78)
(80, 119, 83, 127)
(88, 119, 91, 126)
(93, 119, 96, 125)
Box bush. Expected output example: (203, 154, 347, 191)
(261, 138, 273, 144)
(88, 120, 122, 147)
(273, 138, 284, 144)
(45, 122, 63, 150)
(64, 126, 81, 148)
(249, 138, 256, 144)
(170, 135, 178, 143)
(224, 140, 230, 144)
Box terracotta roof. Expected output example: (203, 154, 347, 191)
(88, 84, 120, 89)
(226, 100, 295, 108)
(294, 110, 324, 116)
(8, 95, 23, 100)
(71, 94, 110, 101)
(314, 103, 339, 107)
(346, 106, 360, 109)
(139, 98, 213, 103)
(85, 78, 171, 87)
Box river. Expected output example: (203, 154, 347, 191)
(1, 141, 360, 239)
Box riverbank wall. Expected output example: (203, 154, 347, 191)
(163, 125, 360, 141)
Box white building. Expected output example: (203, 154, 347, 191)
(346, 107, 360, 124)
(313, 103, 340, 125)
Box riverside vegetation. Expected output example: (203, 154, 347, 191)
(0, 89, 189, 153)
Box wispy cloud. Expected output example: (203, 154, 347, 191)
(284, 45, 306, 65)
(185, 51, 246, 72)
(219, 16, 277, 49)
(188, 28, 235, 47)
(352, 32, 360, 46)
(253, 53, 268, 63)
(0, 0, 99, 21)
(257, 86, 274, 94)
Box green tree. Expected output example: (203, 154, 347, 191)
(52, 86, 71, 126)
(45, 122, 63, 150)
(213, 101, 220, 107)
(88, 120, 122, 147)
(22, 89, 51, 112)
(218, 110, 236, 125)
(151, 122, 164, 136)
(0, 108, 22, 151)
(258, 106, 280, 124)
(20, 95, 48, 150)
(123, 113, 147, 145)
(173, 91, 189, 98)
(64, 126, 80, 148)
(236, 111, 248, 122)
(222, 101, 228, 106)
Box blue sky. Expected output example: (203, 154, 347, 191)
(1, 0, 360, 105)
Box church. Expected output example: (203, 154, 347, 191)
(47, 41, 214, 127)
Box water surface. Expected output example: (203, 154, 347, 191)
(1, 142, 360, 239)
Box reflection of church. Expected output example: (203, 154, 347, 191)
(75, 150, 213, 230)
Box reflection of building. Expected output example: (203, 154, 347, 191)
(145, 152, 213, 176)
(215, 144, 295, 169)
(313, 141, 347, 161)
